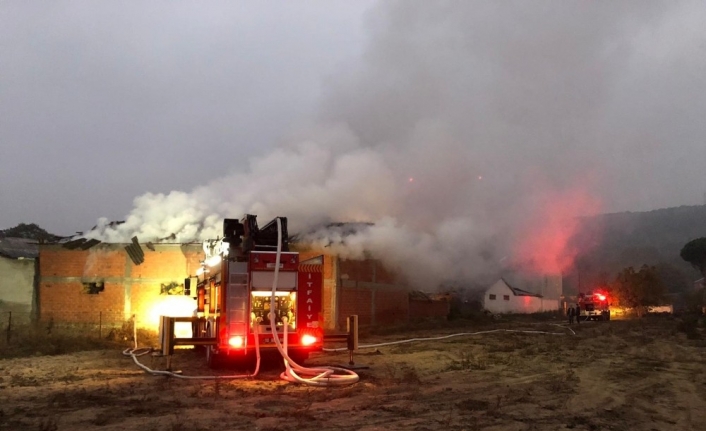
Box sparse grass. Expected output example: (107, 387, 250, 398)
(366, 314, 495, 336)
(379, 362, 421, 385)
(90, 410, 113, 426)
(10, 373, 40, 387)
(0, 324, 120, 358)
(545, 369, 579, 394)
(446, 350, 487, 371)
(38, 418, 58, 431)
(0, 320, 158, 359)
(455, 398, 490, 411)
(1, 316, 703, 431)
(677, 314, 703, 339)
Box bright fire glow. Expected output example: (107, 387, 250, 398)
(596, 294, 606, 301)
(205, 255, 222, 267)
(146, 295, 195, 336)
(301, 334, 318, 346)
(252, 291, 293, 297)
(228, 336, 244, 348)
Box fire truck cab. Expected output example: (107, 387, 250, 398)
(578, 291, 611, 321)
(188, 215, 324, 367)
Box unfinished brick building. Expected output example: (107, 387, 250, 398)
(38, 242, 449, 331)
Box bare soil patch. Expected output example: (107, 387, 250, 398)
(1, 318, 705, 430)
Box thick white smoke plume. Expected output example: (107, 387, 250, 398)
(88, 1, 706, 288)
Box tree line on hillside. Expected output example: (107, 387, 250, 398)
(601, 237, 706, 316)
(565, 205, 706, 295)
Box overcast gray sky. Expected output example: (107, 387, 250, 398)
(1, 0, 376, 235)
(2, 0, 706, 283)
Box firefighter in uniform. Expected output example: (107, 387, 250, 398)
(567, 305, 575, 324)
(575, 304, 581, 324)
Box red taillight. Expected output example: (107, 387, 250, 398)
(301, 334, 318, 346)
(228, 336, 244, 348)
(597, 294, 606, 301)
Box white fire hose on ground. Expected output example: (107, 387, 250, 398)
(268, 217, 360, 386)
(122, 316, 262, 380)
(322, 325, 575, 353)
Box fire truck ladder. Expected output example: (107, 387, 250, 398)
(227, 261, 250, 342)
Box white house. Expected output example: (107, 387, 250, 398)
(483, 278, 560, 314)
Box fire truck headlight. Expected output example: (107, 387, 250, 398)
(228, 336, 244, 348)
(301, 334, 318, 346)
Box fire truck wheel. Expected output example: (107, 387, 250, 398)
(206, 346, 224, 369)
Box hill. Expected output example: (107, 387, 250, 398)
(0, 223, 61, 242)
(565, 205, 706, 294)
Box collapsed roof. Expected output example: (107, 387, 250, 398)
(0, 237, 39, 259)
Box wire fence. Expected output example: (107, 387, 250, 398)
(1, 311, 134, 347)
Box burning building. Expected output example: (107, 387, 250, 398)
(37, 237, 449, 331)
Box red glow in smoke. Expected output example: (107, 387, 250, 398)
(513, 188, 601, 275)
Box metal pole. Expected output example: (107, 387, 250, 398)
(6, 312, 11, 344)
(99, 311, 102, 339)
(347, 315, 358, 366)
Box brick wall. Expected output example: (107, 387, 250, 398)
(339, 288, 374, 327)
(40, 248, 90, 277)
(373, 289, 409, 325)
(39, 281, 123, 324)
(40, 243, 443, 330)
(336, 258, 410, 328)
(39, 244, 202, 327)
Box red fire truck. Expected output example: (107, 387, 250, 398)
(187, 215, 324, 367)
(578, 291, 611, 321)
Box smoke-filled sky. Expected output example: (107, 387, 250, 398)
(3, 1, 706, 285)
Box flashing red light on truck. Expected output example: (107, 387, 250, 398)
(301, 334, 318, 346)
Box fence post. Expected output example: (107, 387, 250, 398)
(6, 312, 11, 344)
(99, 311, 102, 339)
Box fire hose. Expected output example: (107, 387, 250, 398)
(268, 217, 360, 386)
(322, 324, 575, 353)
(122, 316, 262, 380)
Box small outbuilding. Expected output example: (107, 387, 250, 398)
(0, 237, 39, 321)
(483, 278, 559, 315)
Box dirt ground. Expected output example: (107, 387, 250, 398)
(1, 317, 705, 431)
